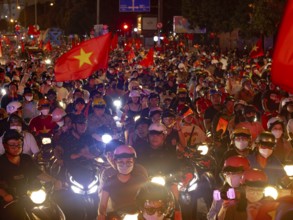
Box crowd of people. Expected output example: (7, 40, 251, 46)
(0, 41, 292, 220)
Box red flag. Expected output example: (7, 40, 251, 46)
(21, 41, 25, 53)
(39, 40, 43, 49)
(28, 25, 40, 36)
(249, 38, 264, 58)
(0, 41, 2, 57)
(54, 33, 111, 82)
(110, 33, 118, 50)
(127, 50, 135, 62)
(272, 1, 293, 93)
(44, 41, 52, 51)
(140, 48, 154, 67)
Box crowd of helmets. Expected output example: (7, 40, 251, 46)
(1, 44, 293, 219)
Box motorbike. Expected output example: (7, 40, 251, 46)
(55, 158, 102, 220)
(34, 135, 56, 174)
(178, 143, 217, 220)
(1, 182, 65, 220)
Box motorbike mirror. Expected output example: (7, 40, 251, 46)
(264, 186, 278, 200)
(42, 137, 52, 145)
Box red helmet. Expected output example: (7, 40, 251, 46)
(242, 169, 268, 187)
(223, 155, 250, 172)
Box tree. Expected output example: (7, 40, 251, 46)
(182, 0, 286, 37)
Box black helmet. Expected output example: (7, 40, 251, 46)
(255, 131, 276, 148)
(136, 182, 175, 216)
(135, 117, 151, 129)
(161, 109, 176, 119)
(8, 114, 22, 124)
(3, 129, 23, 144)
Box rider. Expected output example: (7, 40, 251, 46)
(247, 131, 288, 185)
(136, 182, 177, 220)
(97, 145, 148, 219)
(0, 129, 62, 218)
(208, 155, 250, 220)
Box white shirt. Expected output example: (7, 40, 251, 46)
(0, 131, 40, 156)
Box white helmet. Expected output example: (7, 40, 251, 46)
(52, 107, 66, 122)
(267, 116, 284, 131)
(129, 90, 141, 98)
(6, 101, 22, 114)
(148, 122, 167, 134)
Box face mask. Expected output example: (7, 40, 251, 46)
(10, 126, 22, 133)
(271, 129, 283, 139)
(143, 212, 164, 220)
(225, 174, 242, 188)
(246, 116, 256, 123)
(246, 190, 263, 203)
(57, 121, 64, 127)
(234, 140, 249, 151)
(117, 164, 134, 175)
(259, 148, 273, 158)
(56, 82, 63, 87)
(25, 96, 33, 101)
(41, 109, 50, 116)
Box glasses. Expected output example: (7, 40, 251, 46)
(116, 160, 134, 167)
(6, 141, 23, 149)
(144, 200, 165, 215)
(144, 207, 165, 216)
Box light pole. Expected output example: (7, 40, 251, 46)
(97, 0, 100, 24)
(34, 0, 37, 25)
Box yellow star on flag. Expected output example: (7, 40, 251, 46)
(74, 48, 93, 68)
(252, 46, 258, 51)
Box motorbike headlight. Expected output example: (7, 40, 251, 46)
(113, 100, 122, 108)
(42, 137, 52, 145)
(134, 115, 140, 122)
(123, 214, 139, 220)
(87, 185, 98, 194)
(45, 58, 52, 65)
(71, 185, 85, 195)
(284, 165, 293, 177)
(264, 186, 278, 200)
(197, 144, 209, 155)
(70, 175, 85, 194)
(1, 88, 6, 96)
(29, 189, 47, 204)
(59, 101, 66, 108)
(102, 134, 112, 144)
(151, 176, 166, 186)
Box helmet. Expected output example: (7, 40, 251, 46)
(2, 129, 23, 144)
(6, 101, 22, 114)
(135, 117, 151, 129)
(281, 97, 293, 108)
(148, 122, 167, 134)
(148, 92, 160, 100)
(223, 155, 250, 173)
(38, 98, 50, 110)
(129, 90, 141, 98)
(178, 63, 185, 69)
(113, 145, 137, 160)
(234, 100, 247, 108)
(92, 98, 106, 107)
(267, 116, 284, 131)
(128, 80, 140, 91)
(161, 110, 176, 119)
(243, 104, 257, 115)
(242, 169, 268, 187)
(149, 107, 163, 118)
(177, 88, 187, 94)
(46, 89, 57, 96)
(231, 127, 251, 139)
(8, 114, 22, 124)
(105, 139, 125, 154)
(52, 108, 66, 122)
(136, 182, 175, 216)
(255, 131, 276, 148)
